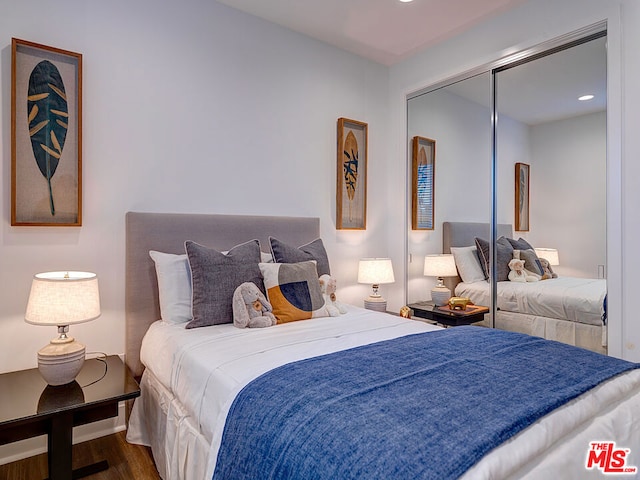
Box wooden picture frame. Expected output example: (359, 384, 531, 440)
(515, 162, 530, 231)
(11, 38, 83, 226)
(337, 118, 367, 230)
(411, 136, 436, 230)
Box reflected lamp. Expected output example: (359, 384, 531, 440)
(534, 248, 559, 266)
(423, 254, 457, 306)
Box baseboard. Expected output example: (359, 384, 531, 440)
(0, 401, 127, 465)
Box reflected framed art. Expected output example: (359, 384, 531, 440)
(412, 136, 435, 230)
(515, 162, 530, 231)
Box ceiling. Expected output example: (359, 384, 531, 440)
(218, 0, 606, 124)
(217, 0, 528, 66)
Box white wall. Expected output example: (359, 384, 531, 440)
(388, 0, 640, 362)
(0, 0, 391, 460)
(528, 112, 607, 278)
(496, 114, 532, 226)
(621, 0, 640, 357)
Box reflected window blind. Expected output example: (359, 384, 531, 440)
(417, 163, 433, 229)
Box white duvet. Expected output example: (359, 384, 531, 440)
(128, 305, 640, 480)
(456, 277, 606, 326)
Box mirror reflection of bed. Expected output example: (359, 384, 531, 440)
(443, 222, 606, 355)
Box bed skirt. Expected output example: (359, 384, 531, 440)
(473, 311, 606, 355)
(126, 369, 213, 480)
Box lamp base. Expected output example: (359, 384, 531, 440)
(37, 338, 86, 386)
(431, 285, 451, 307)
(364, 295, 387, 312)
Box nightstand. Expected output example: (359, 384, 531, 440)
(0, 355, 140, 480)
(407, 301, 489, 327)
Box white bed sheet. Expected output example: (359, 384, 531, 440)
(128, 305, 640, 480)
(456, 277, 606, 326)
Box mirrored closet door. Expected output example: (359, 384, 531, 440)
(406, 28, 607, 354)
(406, 73, 492, 307)
(493, 33, 607, 352)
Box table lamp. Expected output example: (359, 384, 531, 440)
(25, 272, 101, 386)
(358, 258, 395, 312)
(534, 248, 559, 266)
(423, 254, 458, 306)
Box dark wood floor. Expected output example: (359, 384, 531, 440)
(0, 431, 160, 480)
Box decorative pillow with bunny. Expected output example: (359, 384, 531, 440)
(508, 258, 539, 283)
(319, 274, 347, 316)
(232, 282, 277, 328)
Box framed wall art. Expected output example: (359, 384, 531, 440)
(11, 38, 83, 226)
(515, 162, 530, 231)
(411, 136, 436, 230)
(336, 117, 367, 230)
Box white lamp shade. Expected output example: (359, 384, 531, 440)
(358, 258, 395, 285)
(423, 254, 458, 277)
(534, 248, 560, 266)
(25, 272, 101, 326)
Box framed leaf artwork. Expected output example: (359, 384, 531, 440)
(336, 118, 367, 230)
(515, 162, 530, 231)
(11, 38, 83, 226)
(411, 136, 435, 230)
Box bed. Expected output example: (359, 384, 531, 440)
(125, 212, 640, 480)
(443, 222, 607, 354)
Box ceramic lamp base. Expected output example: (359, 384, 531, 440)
(37, 338, 86, 386)
(364, 296, 387, 312)
(431, 286, 451, 307)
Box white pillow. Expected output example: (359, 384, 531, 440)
(149, 250, 193, 324)
(260, 251, 274, 263)
(451, 246, 486, 283)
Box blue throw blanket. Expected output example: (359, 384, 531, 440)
(213, 327, 637, 480)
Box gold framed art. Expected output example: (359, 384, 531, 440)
(515, 162, 530, 231)
(11, 38, 83, 226)
(411, 136, 436, 230)
(336, 117, 367, 230)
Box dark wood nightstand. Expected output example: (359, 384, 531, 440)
(408, 301, 489, 327)
(0, 355, 140, 480)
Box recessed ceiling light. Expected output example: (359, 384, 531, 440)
(579, 94, 595, 101)
(399, 0, 414, 3)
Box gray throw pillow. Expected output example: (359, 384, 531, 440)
(185, 239, 263, 328)
(475, 237, 514, 282)
(517, 249, 544, 276)
(269, 237, 331, 276)
(507, 237, 535, 251)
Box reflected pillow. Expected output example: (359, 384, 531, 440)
(269, 237, 330, 276)
(507, 237, 535, 251)
(185, 240, 263, 328)
(259, 261, 329, 323)
(451, 246, 485, 284)
(516, 249, 544, 276)
(474, 237, 514, 282)
(149, 250, 192, 325)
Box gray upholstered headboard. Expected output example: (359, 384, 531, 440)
(442, 222, 513, 289)
(125, 212, 320, 378)
(442, 222, 513, 253)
